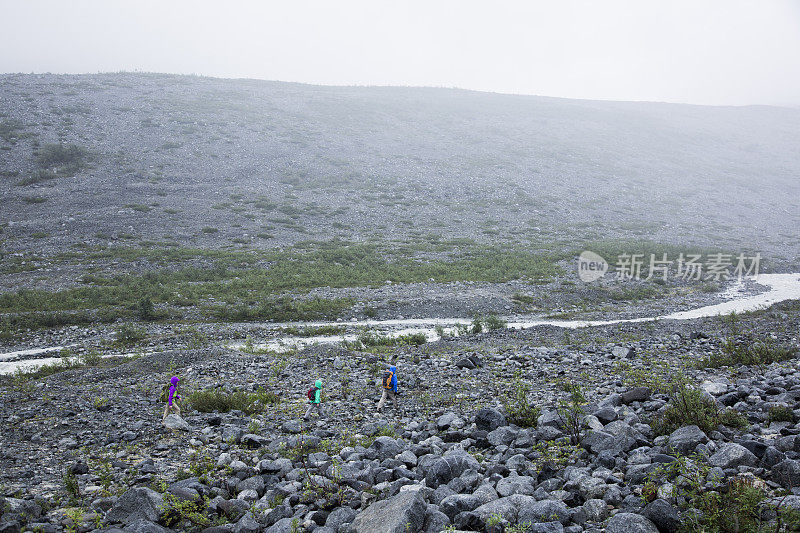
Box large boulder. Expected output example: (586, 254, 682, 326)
(606, 513, 659, 533)
(439, 494, 485, 519)
(424, 451, 480, 489)
(621, 387, 651, 404)
(582, 431, 623, 455)
(106, 487, 164, 525)
(368, 436, 402, 460)
(518, 499, 571, 525)
(642, 499, 680, 533)
(708, 443, 758, 470)
(350, 491, 427, 533)
(326, 506, 358, 530)
(475, 408, 507, 432)
(462, 494, 537, 529)
(163, 414, 190, 431)
(667, 425, 707, 455)
(773, 459, 800, 488)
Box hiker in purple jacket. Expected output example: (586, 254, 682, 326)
(162, 376, 181, 421)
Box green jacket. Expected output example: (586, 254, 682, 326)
(311, 379, 322, 404)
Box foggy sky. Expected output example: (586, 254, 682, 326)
(2, 0, 799, 106)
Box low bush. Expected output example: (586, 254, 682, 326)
(502, 377, 540, 427)
(653, 386, 747, 436)
(472, 314, 507, 333)
(189, 387, 279, 415)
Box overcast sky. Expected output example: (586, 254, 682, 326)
(2, 0, 799, 106)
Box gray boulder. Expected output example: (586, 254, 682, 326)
(163, 414, 190, 431)
(582, 499, 609, 522)
(708, 443, 758, 470)
(265, 517, 295, 533)
(350, 491, 427, 533)
(606, 513, 659, 533)
(621, 387, 651, 404)
(369, 436, 402, 460)
(475, 408, 507, 432)
(233, 512, 261, 533)
(424, 451, 480, 489)
(468, 494, 537, 527)
(326, 506, 358, 530)
(642, 499, 680, 533)
(106, 487, 164, 525)
(667, 425, 707, 455)
(773, 459, 800, 488)
(518, 499, 570, 525)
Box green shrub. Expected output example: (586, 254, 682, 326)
(502, 377, 540, 428)
(201, 227, 219, 234)
(654, 386, 747, 436)
(644, 456, 797, 532)
(280, 325, 345, 336)
(556, 382, 586, 445)
(512, 293, 534, 304)
(768, 405, 797, 424)
(138, 297, 156, 321)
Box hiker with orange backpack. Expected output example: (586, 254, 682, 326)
(377, 365, 398, 413)
(304, 379, 325, 420)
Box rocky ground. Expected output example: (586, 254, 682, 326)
(2, 299, 800, 532)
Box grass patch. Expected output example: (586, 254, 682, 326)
(0, 119, 25, 143)
(113, 323, 147, 347)
(0, 241, 564, 332)
(207, 297, 352, 322)
(35, 143, 92, 175)
(22, 196, 47, 204)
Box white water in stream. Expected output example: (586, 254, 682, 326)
(2, 273, 799, 374)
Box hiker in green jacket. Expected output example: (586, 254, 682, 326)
(304, 379, 325, 420)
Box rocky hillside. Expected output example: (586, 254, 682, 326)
(1, 73, 799, 262)
(2, 300, 800, 532)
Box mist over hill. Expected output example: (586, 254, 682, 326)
(1, 72, 798, 265)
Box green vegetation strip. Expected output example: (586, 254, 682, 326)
(0, 242, 562, 332)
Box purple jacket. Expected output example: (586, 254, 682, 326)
(168, 376, 180, 406)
